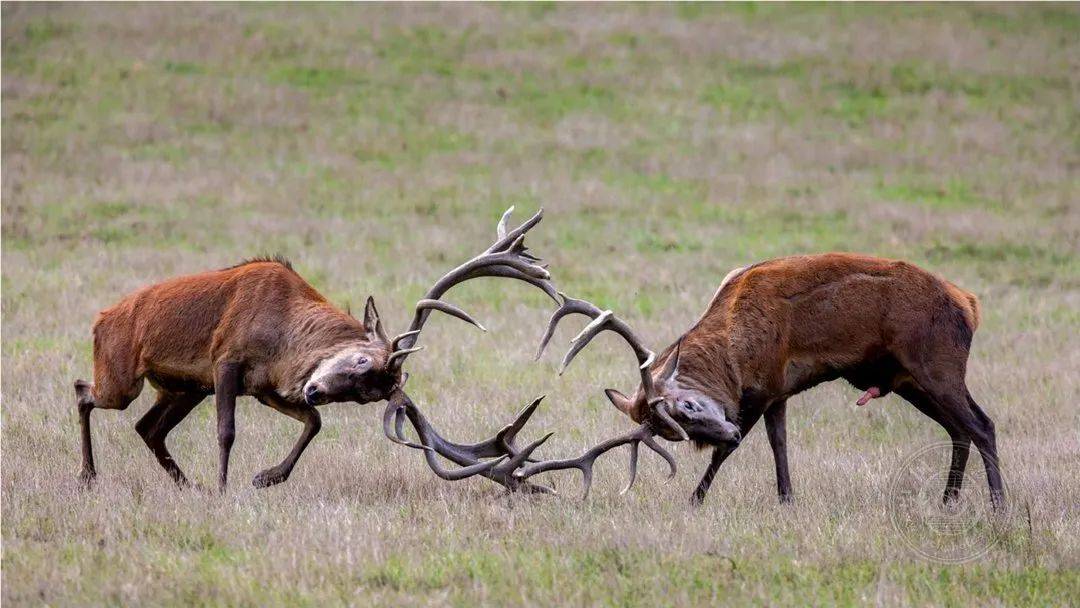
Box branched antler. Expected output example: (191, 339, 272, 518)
(536, 292, 687, 441)
(387, 207, 557, 371)
(501, 291, 688, 496)
(514, 422, 677, 498)
(383, 388, 558, 493)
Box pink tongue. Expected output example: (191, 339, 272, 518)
(856, 387, 881, 406)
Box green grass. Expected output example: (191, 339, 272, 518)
(2, 3, 1078, 607)
(873, 177, 988, 210)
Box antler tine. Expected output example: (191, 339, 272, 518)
(513, 422, 678, 500)
(534, 292, 656, 395)
(621, 443, 639, 496)
(388, 207, 555, 371)
(382, 401, 432, 451)
(390, 329, 421, 352)
(494, 396, 544, 455)
(532, 291, 692, 442)
(486, 207, 544, 255)
(496, 206, 514, 240)
(652, 398, 689, 442)
(415, 299, 487, 332)
(386, 346, 424, 367)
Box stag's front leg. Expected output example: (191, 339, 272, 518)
(252, 394, 322, 488)
(214, 361, 242, 492)
(691, 445, 735, 505)
(690, 405, 764, 505)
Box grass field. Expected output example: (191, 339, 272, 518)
(2, 3, 1078, 606)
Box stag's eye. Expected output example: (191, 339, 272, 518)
(679, 400, 702, 413)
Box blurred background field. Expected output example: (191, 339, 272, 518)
(2, 3, 1078, 606)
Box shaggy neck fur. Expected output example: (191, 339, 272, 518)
(277, 301, 374, 401)
(655, 290, 743, 416)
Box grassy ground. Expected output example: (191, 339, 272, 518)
(2, 3, 1078, 606)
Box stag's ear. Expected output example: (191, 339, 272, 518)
(363, 296, 388, 342)
(604, 388, 634, 417)
(657, 340, 681, 382)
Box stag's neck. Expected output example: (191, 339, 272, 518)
(666, 310, 743, 412)
(276, 302, 370, 398)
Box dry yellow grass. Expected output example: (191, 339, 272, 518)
(2, 3, 1078, 606)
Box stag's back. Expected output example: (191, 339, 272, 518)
(685, 253, 980, 392)
(93, 259, 331, 384)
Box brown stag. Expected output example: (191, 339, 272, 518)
(74, 208, 555, 491)
(528, 253, 1003, 509)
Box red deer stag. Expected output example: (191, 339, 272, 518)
(74, 208, 554, 491)
(530, 253, 1003, 509)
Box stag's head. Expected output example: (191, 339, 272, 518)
(602, 343, 741, 447)
(303, 297, 401, 406)
(537, 295, 740, 448)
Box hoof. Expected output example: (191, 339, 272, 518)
(170, 474, 193, 489)
(186, 480, 210, 493)
(252, 468, 288, 488)
(78, 469, 96, 488)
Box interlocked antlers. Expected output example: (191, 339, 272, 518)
(382, 389, 557, 494)
(383, 208, 683, 497)
(381, 207, 559, 488)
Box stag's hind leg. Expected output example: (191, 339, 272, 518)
(958, 389, 1004, 509)
(213, 361, 243, 493)
(135, 390, 204, 487)
(764, 400, 792, 503)
(74, 373, 143, 486)
(75, 380, 97, 484)
(895, 384, 971, 504)
(899, 368, 1004, 510)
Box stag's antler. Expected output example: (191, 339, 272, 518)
(387, 207, 557, 371)
(536, 293, 687, 441)
(508, 292, 685, 497)
(382, 210, 685, 497)
(513, 421, 677, 498)
(382, 208, 560, 484)
(383, 386, 559, 493)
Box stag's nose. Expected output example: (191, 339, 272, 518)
(716, 421, 741, 445)
(304, 384, 324, 406)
